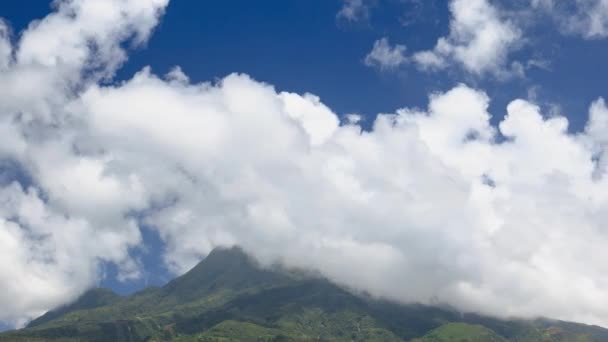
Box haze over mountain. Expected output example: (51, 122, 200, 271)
(2, 247, 607, 341)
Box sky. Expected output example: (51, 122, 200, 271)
(3, 0, 608, 330)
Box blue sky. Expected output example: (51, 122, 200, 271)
(122, 0, 605, 132)
(4, 0, 608, 328)
(6, 0, 603, 131)
(119, 0, 605, 131)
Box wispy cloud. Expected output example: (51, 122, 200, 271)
(532, 0, 608, 39)
(337, 0, 369, 22)
(364, 37, 407, 70)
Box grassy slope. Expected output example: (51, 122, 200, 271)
(411, 322, 507, 342)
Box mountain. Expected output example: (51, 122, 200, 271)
(26, 288, 122, 328)
(411, 323, 507, 342)
(1, 246, 607, 341)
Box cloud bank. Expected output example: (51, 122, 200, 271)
(3, 0, 608, 330)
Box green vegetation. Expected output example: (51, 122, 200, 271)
(27, 288, 123, 328)
(1, 247, 607, 341)
(411, 322, 507, 342)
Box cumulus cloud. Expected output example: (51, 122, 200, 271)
(0, 0, 167, 326)
(364, 37, 407, 70)
(5, 0, 608, 331)
(412, 0, 522, 77)
(75, 72, 608, 327)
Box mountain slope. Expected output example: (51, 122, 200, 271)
(2, 247, 607, 341)
(411, 323, 507, 342)
(27, 288, 122, 328)
(163, 246, 293, 302)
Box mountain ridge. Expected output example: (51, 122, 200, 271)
(2, 246, 607, 341)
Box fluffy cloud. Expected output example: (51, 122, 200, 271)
(364, 38, 407, 70)
(0, 0, 167, 326)
(412, 0, 521, 77)
(74, 72, 608, 327)
(4, 0, 608, 331)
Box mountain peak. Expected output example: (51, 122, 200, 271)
(204, 245, 250, 263)
(161, 246, 289, 302)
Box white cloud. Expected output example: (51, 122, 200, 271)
(344, 113, 363, 125)
(532, 0, 608, 39)
(410, 50, 446, 70)
(364, 38, 407, 70)
(0, 0, 167, 326)
(584, 98, 608, 177)
(66, 71, 608, 327)
(412, 0, 521, 77)
(4, 0, 608, 331)
(337, 0, 369, 22)
(0, 183, 141, 327)
(17, 0, 167, 81)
